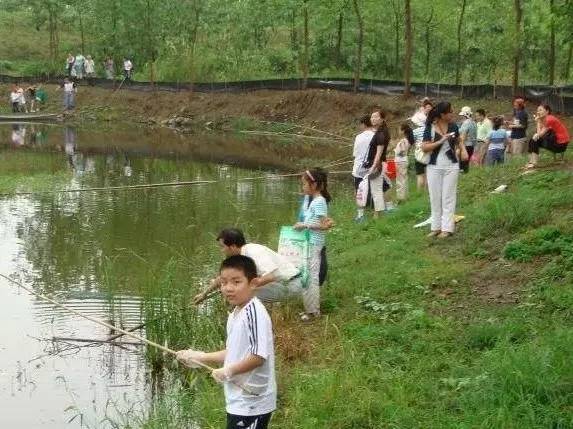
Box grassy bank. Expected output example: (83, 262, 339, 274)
(130, 156, 573, 428)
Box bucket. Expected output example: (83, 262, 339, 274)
(385, 159, 397, 180)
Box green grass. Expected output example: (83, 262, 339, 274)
(123, 155, 573, 428)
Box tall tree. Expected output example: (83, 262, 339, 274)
(455, 0, 467, 85)
(351, 0, 363, 92)
(424, 6, 435, 83)
(391, 0, 401, 78)
(403, 0, 412, 96)
(549, 0, 556, 85)
(513, 0, 523, 94)
(302, 0, 309, 89)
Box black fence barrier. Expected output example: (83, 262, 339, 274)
(2, 74, 573, 114)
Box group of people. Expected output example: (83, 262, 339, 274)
(66, 53, 134, 82)
(9, 83, 46, 113)
(176, 168, 333, 429)
(352, 96, 570, 237)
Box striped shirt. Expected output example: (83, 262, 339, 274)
(302, 195, 328, 246)
(224, 297, 276, 416)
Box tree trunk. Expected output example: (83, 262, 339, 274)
(290, 10, 297, 52)
(512, 0, 523, 94)
(391, 0, 400, 77)
(424, 7, 434, 82)
(78, 8, 85, 53)
(564, 41, 573, 81)
(549, 0, 555, 85)
(455, 0, 467, 85)
(146, 0, 155, 88)
(352, 0, 363, 93)
(302, 0, 309, 89)
(335, 12, 343, 67)
(403, 0, 413, 96)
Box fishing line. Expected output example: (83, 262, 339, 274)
(0, 273, 257, 396)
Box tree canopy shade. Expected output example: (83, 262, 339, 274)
(1, 0, 572, 90)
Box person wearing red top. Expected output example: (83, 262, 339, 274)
(526, 104, 570, 168)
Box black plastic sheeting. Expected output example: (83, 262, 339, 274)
(2, 74, 573, 114)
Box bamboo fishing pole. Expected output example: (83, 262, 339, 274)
(0, 273, 258, 396)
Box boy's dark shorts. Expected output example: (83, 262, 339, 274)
(414, 161, 426, 175)
(227, 412, 272, 429)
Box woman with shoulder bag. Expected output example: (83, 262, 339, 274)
(421, 101, 468, 238)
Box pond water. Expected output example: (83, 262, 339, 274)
(0, 123, 348, 427)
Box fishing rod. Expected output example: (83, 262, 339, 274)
(0, 273, 257, 396)
(1, 171, 355, 197)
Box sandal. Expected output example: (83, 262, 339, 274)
(300, 312, 320, 322)
(437, 232, 453, 238)
(427, 230, 440, 238)
(523, 163, 537, 170)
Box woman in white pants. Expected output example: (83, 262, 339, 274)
(421, 101, 468, 238)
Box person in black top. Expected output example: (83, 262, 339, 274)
(507, 96, 529, 156)
(363, 109, 391, 217)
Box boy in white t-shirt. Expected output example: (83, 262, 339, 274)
(352, 115, 375, 221)
(177, 255, 276, 429)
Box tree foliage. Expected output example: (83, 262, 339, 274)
(1, 0, 572, 85)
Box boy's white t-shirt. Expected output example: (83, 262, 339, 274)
(224, 297, 276, 416)
(241, 243, 298, 282)
(352, 129, 375, 178)
(10, 91, 19, 103)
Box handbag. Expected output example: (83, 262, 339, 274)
(414, 143, 430, 165)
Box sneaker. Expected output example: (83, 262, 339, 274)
(354, 215, 365, 223)
(437, 232, 453, 238)
(427, 230, 440, 238)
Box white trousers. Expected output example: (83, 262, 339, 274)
(395, 162, 408, 201)
(369, 173, 386, 211)
(426, 166, 459, 233)
(302, 245, 323, 314)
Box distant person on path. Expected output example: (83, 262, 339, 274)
(352, 115, 375, 221)
(475, 108, 493, 165)
(421, 101, 468, 238)
(394, 123, 414, 202)
(17, 84, 28, 113)
(27, 85, 37, 112)
(61, 78, 77, 111)
(35, 85, 47, 110)
(85, 55, 95, 85)
(294, 168, 331, 321)
(507, 96, 529, 156)
(485, 116, 509, 166)
(193, 228, 303, 305)
(10, 84, 20, 113)
(74, 53, 86, 79)
(104, 57, 115, 80)
(177, 255, 277, 429)
(363, 109, 391, 216)
(123, 57, 133, 81)
(526, 104, 570, 168)
(66, 53, 75, 77)
(411, 98, 433, 189)
(458, 106, 477, 173)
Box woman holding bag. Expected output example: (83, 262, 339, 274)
(421, 101, 468, 238)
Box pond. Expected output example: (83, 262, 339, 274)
(0, 123, 349, 427)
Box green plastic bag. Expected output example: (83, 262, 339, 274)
(277, 226, 310, 288)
